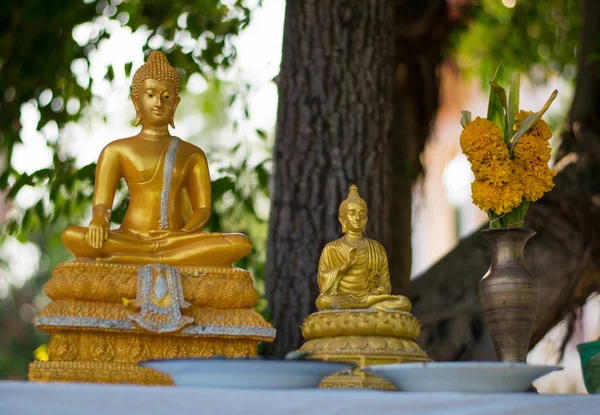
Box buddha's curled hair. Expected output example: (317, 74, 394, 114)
(131, 51, 180, 97)
(339, 184, 368, 217)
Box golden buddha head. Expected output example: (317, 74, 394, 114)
(338, 185, 368, 234)
(131, 51, 181, 128)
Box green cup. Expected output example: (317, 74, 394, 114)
(577, 339, 600, 394)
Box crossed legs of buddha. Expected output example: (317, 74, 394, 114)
(62, 226, 252, 266)
(316, 293, 412, 312)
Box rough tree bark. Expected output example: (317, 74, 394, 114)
(406, 0, 600, 361)
(265, 0, 451, 356)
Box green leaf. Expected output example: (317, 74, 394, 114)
(488, 211, 505, 229)
(505, 200, 528, 228)
(460, 110, 472, 128)
(490, 81, 508, 111)
(509, 89, 558, 154)
(124, 62, 133, 78)
(490, 80, 509, 143)
(255, 162, 270, 193)
(255, 129, 267, 140)
(486, 64, 507, 140)
(7, 174, 33, 199)
(106, 65, 115, 82)
(507, 74, 520, 138)
(211, 177, 235, 199)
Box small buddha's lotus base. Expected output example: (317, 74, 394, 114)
(28, 261, 274, 386)
(299, 309, 430, 390)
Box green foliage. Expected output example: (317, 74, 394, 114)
(0, 223, 71, 379)
(0, 0, 255, 238)
(451, 0, 581, 85)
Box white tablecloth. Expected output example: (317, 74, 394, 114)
(1, 381, 598, 415)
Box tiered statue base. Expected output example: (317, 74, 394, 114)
(28, 261, 275, 385)
(300, 309, 430, 390)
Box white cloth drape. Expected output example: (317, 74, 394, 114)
(1, 381, 598, 415)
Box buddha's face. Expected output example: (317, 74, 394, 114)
(132, 79, 180, 128)
(340, 202, 367, 234)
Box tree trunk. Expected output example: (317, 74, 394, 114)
(406, 0, 600, 361)
(265, 0, 450, 356)
(265, 0, 396, 356)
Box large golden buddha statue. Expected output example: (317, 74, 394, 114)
(300, 185, 429, 389)
(62, 51, 250, 267)
(316, 185, 411, 312)
(29, 52, 274, 386)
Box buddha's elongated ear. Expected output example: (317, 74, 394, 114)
(131, 95, 142, 126)
(339, 216, 346, 233)
(169, 96, 181, 129)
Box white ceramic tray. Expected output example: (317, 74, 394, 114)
(363, 362, 562, 393)
(140, 358, 354, 389)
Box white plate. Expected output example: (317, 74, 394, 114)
(140, 359, 354, 389)
(363, 362, 562, 393)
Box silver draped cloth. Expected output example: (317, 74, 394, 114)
(127, 264, 194, 333)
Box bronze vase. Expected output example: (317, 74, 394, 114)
(479, 228, 539, 362)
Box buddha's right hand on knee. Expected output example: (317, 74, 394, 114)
(86, 205, 111, 249)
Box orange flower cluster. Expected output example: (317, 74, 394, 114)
(512, 111, 556, 202)
(459, 115, 555, 215)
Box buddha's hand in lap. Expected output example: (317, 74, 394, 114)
(86, 215, 109, 249)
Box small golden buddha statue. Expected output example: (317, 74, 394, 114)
(316, 185, 411, 312)
(29, 52, 274, 386)
(300, 185, 429, 390)
(62, 51, 250, 267)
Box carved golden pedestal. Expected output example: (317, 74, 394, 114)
(300, 309, 430, 389)
(29, 261, 275, 385)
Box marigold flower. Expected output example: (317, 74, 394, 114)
(476, 160, 512, 185)
(514, 110, 552, 142)
(513, 110, 532, 130)
(513, 133, 552, 164)
(461, 108, 555, 219)
(460, 117, 509, 175)
(471, 179, 524, 215)
(514, 161, 556, 202)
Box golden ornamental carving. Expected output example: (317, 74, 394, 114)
(126, 338, 150, 363)
(29, 361, 174, 386)
(301, 335, 428, 358)
(301, 309, 421, 340)
(319, 370, 396, 390)
(44, 332, 258, 364)
(50, 335, 77, 362)
(164, 340, 187, 359)
(45, 262, 258, 309)
(91, 336, 115, 362)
